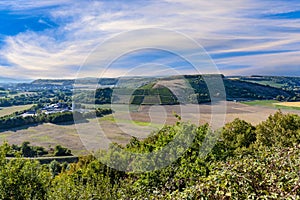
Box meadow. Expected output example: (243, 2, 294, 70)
(0, 104, 34, 117)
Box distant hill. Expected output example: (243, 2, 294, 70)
(0, 76, 31, 83)
(184, 75, 297, 102)
(30, 77, 156, 88)
(223, 78, 295, 101)
(31, 79, 74, 86)
(228, 76, 300, 92)
(114, 74, 298, 105)
(14, 75, 300, 104)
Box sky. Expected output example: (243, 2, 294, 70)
(0, 0, 300, 79)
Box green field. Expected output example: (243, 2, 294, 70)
(241, 100, 300, 110)
(83, 103, 140, 112)
(0, 104, 34, 117)
(245, 80, 286, 88)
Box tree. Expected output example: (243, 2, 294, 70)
(54, 145, 72, 156)
(21, 141, 36, 157)
(0, 144, 50, 199)
(221, 118, 256, 149)
(255, 110, 300, 147)
(49, 160, 62, 177)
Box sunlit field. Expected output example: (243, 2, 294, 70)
(274, 101, 300, 108)
(0, 104, 34, 117)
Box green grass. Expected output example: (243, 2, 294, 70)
(99, 115, 116, 122)
(140, 82, 156, 90)
(132, 120, 151, 127)
(83, 103, 140, 111)
(115, 118, 160, 128)
(241, 100, 300, 110)
(241, 100, 279, 107)
(99, 114, 162, 128)
(246, 80, 286, 88)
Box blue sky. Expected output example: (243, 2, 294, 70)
(0, 0, 300, 78)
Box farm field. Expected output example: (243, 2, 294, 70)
(0, 118, 137, 155)
(273, 101, 300, 108)
(241, 100, 279, 107)
(242, 100, 300, 110)
(1, 101, 300, 155)
(245, 80, 286, 88)
(0, 104, 34, 117)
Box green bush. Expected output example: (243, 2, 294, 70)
(0, 144, 51, 199)
(54, 145, 72, 156)
(0, 111, 299, 199)
(256, 110, 300, 147)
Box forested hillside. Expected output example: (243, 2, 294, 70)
(100, 75, 298, 105)
(236, 75, 300, 91)
(178, 75, 297, 102)
(126, 75, 299, 105)
(2, 75, 299, 107)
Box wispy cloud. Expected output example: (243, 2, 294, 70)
(0, 0, 300, 78)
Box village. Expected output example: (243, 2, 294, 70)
(21, 102, 72, 117)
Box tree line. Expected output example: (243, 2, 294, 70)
(0, 89, 73, 107)
(0, 108, 112, 130)
(6, 141, 72, 158)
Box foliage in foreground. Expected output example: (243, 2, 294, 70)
(0, 110, 299, 199)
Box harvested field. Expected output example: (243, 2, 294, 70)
(0, 104, 34, 117)
(1, 102, 300, 155)
(273, 101, 300, 108)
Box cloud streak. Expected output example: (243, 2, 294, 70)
(0, 0, 300, 78)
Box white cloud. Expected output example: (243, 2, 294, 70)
(216, 51, 300, 76)
(0, 0, 74, 11)
(1, 0, 300, 78)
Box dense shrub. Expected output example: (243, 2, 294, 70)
(0, 144, 51, 199)
(54, 145, 72, 156)
(0, 111, 299, 199)
(256, 110, 300, 147)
